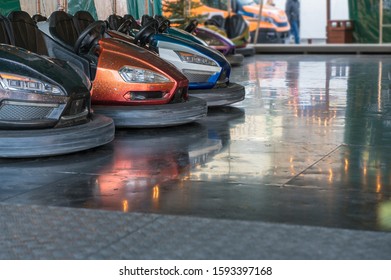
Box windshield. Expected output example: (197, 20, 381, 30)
(201, 0, 257, 9)
(237, 0, 256, 5)
(201, 0, 228, 10)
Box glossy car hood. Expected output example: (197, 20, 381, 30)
(0, 44, 89, 95)
(245, 4, 288, 22)
(166, 27, 208, 46)
(99, 36, 189, 84)
(152, 33, 231, 76)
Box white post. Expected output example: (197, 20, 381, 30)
(36, 0, 41, 14)
(151, 0, 155, 15)
(253, 0, 264, 44)
(113, 0, 117, 14)
(145, 0, 149, 15)
(380, 0, 383, 44)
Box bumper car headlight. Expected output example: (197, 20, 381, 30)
(0, 73, 65, 96)
(175, 51, 218, 67)
(119, 66, 170, 83)
(261, 16, 274, 24)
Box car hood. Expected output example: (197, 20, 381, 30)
(245, 5, 288, 21)
(152, 33, 231, 76)
(166, 27, 208, 46)
(0, 44, 89, 95)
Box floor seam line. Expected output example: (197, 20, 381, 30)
(85, 215, 161, 258)
(282, 144, 343, 187)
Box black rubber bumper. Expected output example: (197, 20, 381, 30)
(226, 53, 244, 66)
(92, 96, 207, 128)
(235, 46, 256, 56)
(250, 30, 289, 44)
(189, 82, 245, 107)
(0, 114, 115, 158)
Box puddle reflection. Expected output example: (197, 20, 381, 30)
(0, 107, 245, 213)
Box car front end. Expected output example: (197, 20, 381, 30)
(0, 44, 115, 157)
(151, 34, 245, 106)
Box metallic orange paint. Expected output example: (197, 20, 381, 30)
(91, 38, 189, 106)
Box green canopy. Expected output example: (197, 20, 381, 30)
(349, 0, 391, 43)
(67, 0, 98, 19)
(127, 0, 162, 18)
(0, 0, 21, 15)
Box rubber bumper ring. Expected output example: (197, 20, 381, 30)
(0, 114, 115, 158)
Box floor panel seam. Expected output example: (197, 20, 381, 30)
(282, 144, 343, 187)
(85, 215, 161, 258)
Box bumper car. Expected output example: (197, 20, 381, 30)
(92, 12, 245, 107)
(204, 14, 255, 56)
(10, 11, 206, 128)
(162, 18, 244, 66)
(0, 24, 114, 158)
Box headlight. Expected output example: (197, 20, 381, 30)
(0, 72, 65, 95)
(119, 66, 170, 83)
(261, 16, 274, 24)
(253, 14, 274, 24)
(175, 51, 218, 66)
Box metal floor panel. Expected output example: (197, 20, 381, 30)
(1, 54, 391, 259)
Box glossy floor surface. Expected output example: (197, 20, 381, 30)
(2, 54, 391, 233)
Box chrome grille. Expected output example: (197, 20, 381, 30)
(182, 69, 215, 83)
(0, 103, 54, 120)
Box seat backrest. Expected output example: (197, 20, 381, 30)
(123, 14, 141, 29)
(141, 15, 154, 27)
(49, 11, 79, 48)
(224, 14, 246, 39)
(210, 15, 225, 29)
(8, 11, 48, 55)
(107, 14, 124, 30)
(0, 14, 14, 45)
(73, 10, 95, 33)
(32, 14, 47, 23)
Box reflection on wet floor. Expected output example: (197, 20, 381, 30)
(1, 54, 391, 232)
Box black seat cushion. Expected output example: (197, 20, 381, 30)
(8, 11, 48, 55)
(123, 14, 141, 29)
(210, 15, 225, 28)
(73, 10, 95, 33)
(32, 14, 47, 23)
(49, 11, 79, 48)
(107, 14, 124, 30)
(225, 14, 246, 39)
(0, 14, 14, 45)
(141, 15, 154, 27)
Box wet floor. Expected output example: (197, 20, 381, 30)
(1, 54, 391, 232)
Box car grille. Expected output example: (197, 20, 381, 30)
(182, 69, 216, 83)
(123, 91, 164, 101)
(0, 102, 57, 120)
(275, 22, 289, 28)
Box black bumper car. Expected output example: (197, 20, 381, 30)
(0, 28, 114, 158)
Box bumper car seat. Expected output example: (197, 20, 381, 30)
(224, 14, 250, 48)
